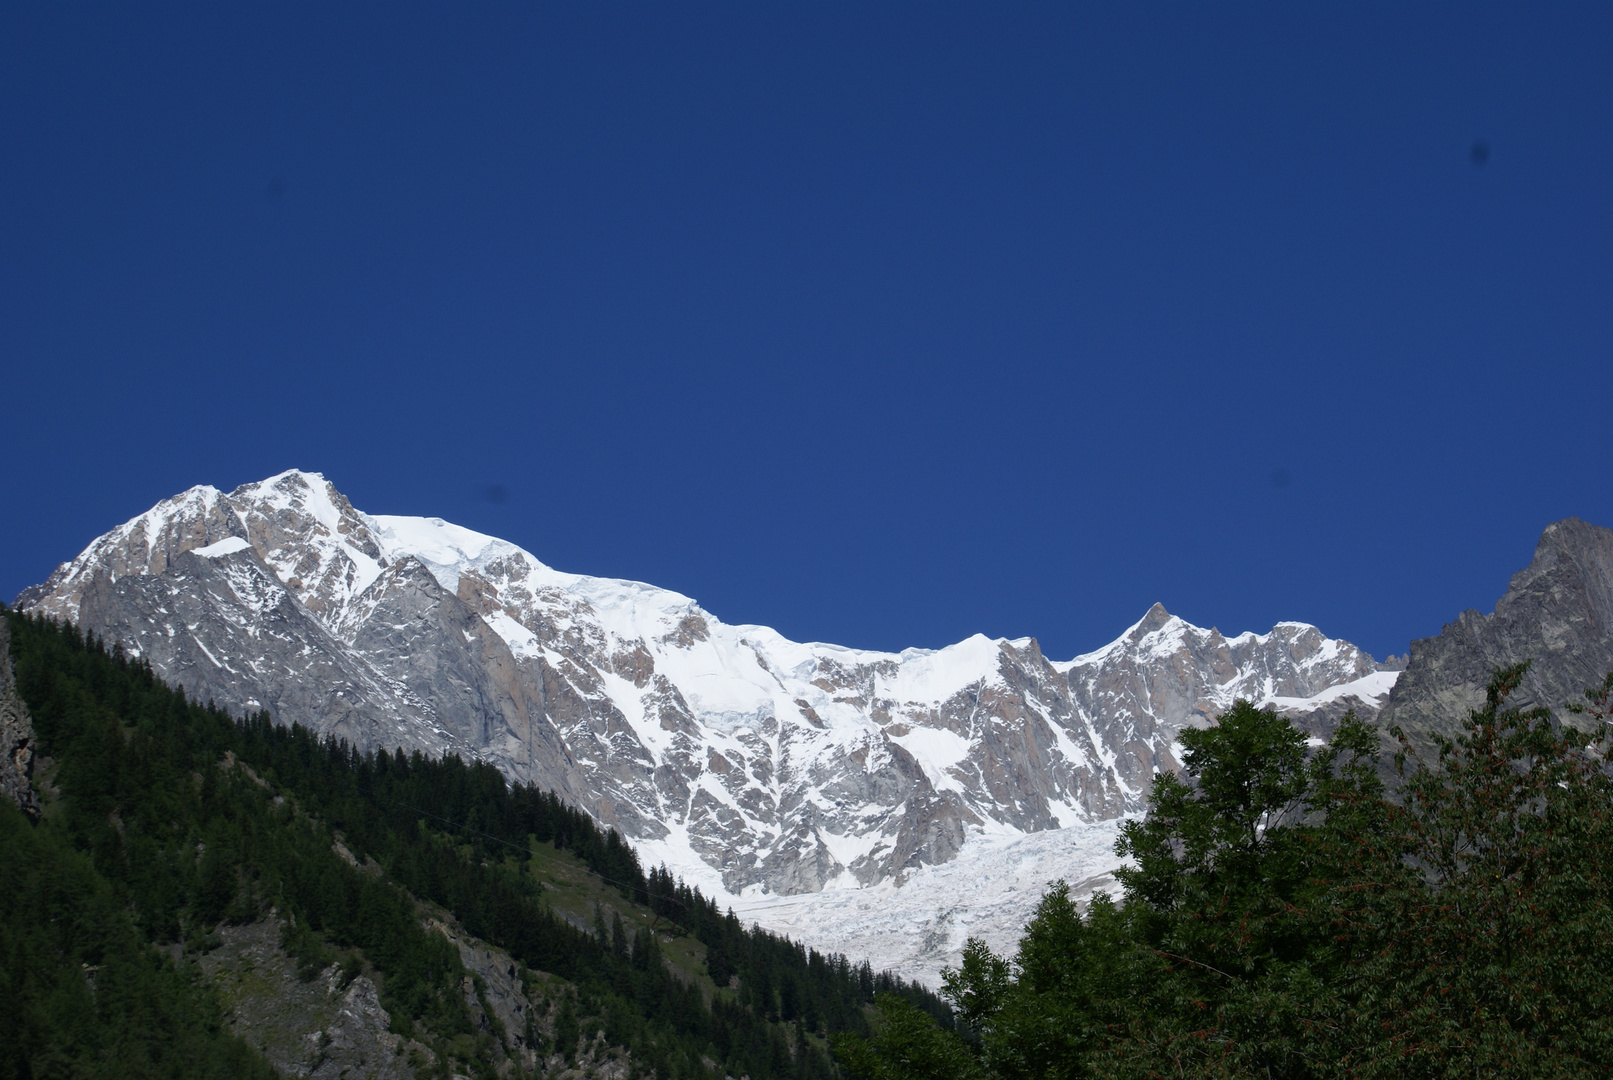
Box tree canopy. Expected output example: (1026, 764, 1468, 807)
(836, 665, 1613, 1079)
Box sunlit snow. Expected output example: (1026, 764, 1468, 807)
(30, 469, 1408, 988)
(194, 536, 250, 558)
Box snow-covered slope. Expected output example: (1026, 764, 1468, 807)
(733, 818, 1130, 987)
(19, 470, 1400, 937)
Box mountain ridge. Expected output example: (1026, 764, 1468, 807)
(17, 469, 1400, 903)
(1379, 516, 1613, 754)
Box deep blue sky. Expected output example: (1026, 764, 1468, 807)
(3, 5, 1610, 662)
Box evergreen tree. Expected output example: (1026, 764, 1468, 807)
(4, 608, 946, 1078)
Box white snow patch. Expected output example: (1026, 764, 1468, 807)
(485, 610, 541, 659)
(367, 515, 506, 590)
(888, 727, 972, 794)
(880, 634, 1000, 704)
(814, 828, 890, 876)
(1265, 669, 1399, 712)
(732, 819, 1131, 987)
(598, 671, 669, 762)
(194, 536, 251, 558)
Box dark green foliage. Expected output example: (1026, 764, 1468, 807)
(830, 993, 987, 1080)
(6, 612, 473, 1071)
(837, 668, 1613, 1080)
(0, 798, 276, 1080)
(554, 992, 579, 1062)
(5, 609, 945, 1079)
(1354, 664, 1613, 1077)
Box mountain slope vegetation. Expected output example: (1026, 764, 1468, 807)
(2, 609, 945, 1079)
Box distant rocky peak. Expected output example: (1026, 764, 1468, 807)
(224, 470, 390, 630)
(19, 468, 397, 639)
(15, 483, 237, 621)
(1500, 517, 1613, 621)
(18, 470, 1403, 899)
(1130, 600, 1178, 638)
(1381, 517, 1613, 753)
(230, 470, 381, 561)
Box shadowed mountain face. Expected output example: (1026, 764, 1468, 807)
(17, 470, 1397, 897)
(1380, 518, 1613, 756)
(0, 619, 41, 820)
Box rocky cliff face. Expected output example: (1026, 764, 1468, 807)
(190, 912, 575, 1079)
(1379, 518, 1613, 754)
(0, 616, 42, 820)
(191, 920, 418, 1080)
(18, 470, 1398, 899)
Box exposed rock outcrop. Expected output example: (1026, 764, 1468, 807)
(190, 914, 589, 1079)
(1379, 517, 1613, 755)
(0, 616, 41, 819)
(192, 919, 419, 1080)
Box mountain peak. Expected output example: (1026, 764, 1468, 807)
(1133, 601, 1175, 636)
(1386, 516, 1613, 755)
(18, 470, 1394, 919)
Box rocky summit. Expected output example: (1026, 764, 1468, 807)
(1379, 517, 1613, 756)
(17, 470, 1400, 901)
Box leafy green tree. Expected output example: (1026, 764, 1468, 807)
(1334, 662, 1613, 1078)
(835, 703, 1391, 1080)
(1009, 703, 1379, 1080)
(832, 993, 987, 1080)
(836, 672, 1613, 1080)
(554, 991, 580, 1062)
(942, 937, 1009, 1040)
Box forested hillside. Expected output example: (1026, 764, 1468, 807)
(836, 668, 1613, 1079)
(1, 609, 946, 1079)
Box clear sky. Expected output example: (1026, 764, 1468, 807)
(2, 5, 1609, 662)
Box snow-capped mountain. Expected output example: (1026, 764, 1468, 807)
(17, 470, 1400, 917)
